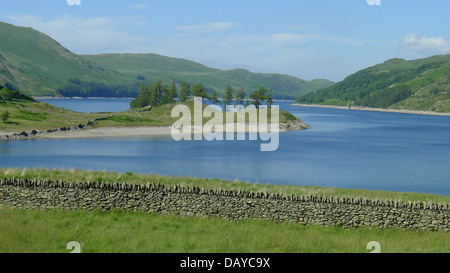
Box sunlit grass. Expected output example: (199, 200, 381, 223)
(0, 208, 449, 253)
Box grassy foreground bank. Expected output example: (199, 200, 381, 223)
(1, 168, 450, 253)
(1, 208, 450, 253)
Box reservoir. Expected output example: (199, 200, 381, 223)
(1, 99, 449, 196)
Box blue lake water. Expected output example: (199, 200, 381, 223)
(1, 99, 450, 196)
(38, 98, 133, 113)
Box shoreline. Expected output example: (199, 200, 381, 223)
(34, 124, 291, 139)
(33, 96, 136, 100)
(292, 103, 450, 117)
(41, 126, 173, 139)
(1, 121, 308, 141)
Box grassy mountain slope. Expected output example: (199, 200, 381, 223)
(297, 54, 450, 112)
(0, 21, 128, 96)
(82, 53, 334, 99)
(0, 21, 333, 99)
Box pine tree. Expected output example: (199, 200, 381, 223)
(149, 80, 164, 106)
(169, 81, 178, 101)
(179, 82, 191, 102)
(223, 84, 234, 106)
(130, 83, 150, 108)
(250, 86, 268, 109)
(210, 90, 220, 104)
(235, 89, 246, 105)
(267, 89, 273, 108)
(192, 83, 209, 99)
(161, 81, 177, 104)
(1, 110, 9, 123)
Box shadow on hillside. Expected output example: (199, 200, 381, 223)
(3, 121, 20, 125)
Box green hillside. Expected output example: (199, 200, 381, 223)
(0, 21, 129, 96)
(82, 53, 334, 99)
(0, 21, 333, 99)
(0, 84, 35, 102)
(297, 54, 450, 112)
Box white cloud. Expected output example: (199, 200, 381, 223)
(6, 14, 145, 54)
(176, 22, 239, 33)
(402, 34, 450, 53)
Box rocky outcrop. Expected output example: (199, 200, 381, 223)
(1, 125, 85, 141)
(279, 118, 311, 131)
(0, 115, 114, 141)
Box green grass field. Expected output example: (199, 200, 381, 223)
(1, 168, 450, 253)
(1, 207, 450, 253)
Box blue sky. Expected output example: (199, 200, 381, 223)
(1, 0, 450, 82)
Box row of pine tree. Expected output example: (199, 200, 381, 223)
(130, 80, 273, 109)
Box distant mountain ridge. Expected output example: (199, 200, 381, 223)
(297, 54, 450, 113)
(0, 21, 334, 99)
(82, 53, 334, 99)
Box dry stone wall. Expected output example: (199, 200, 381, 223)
(0, 115, 114, 141)
(0, 178, 449, 232)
